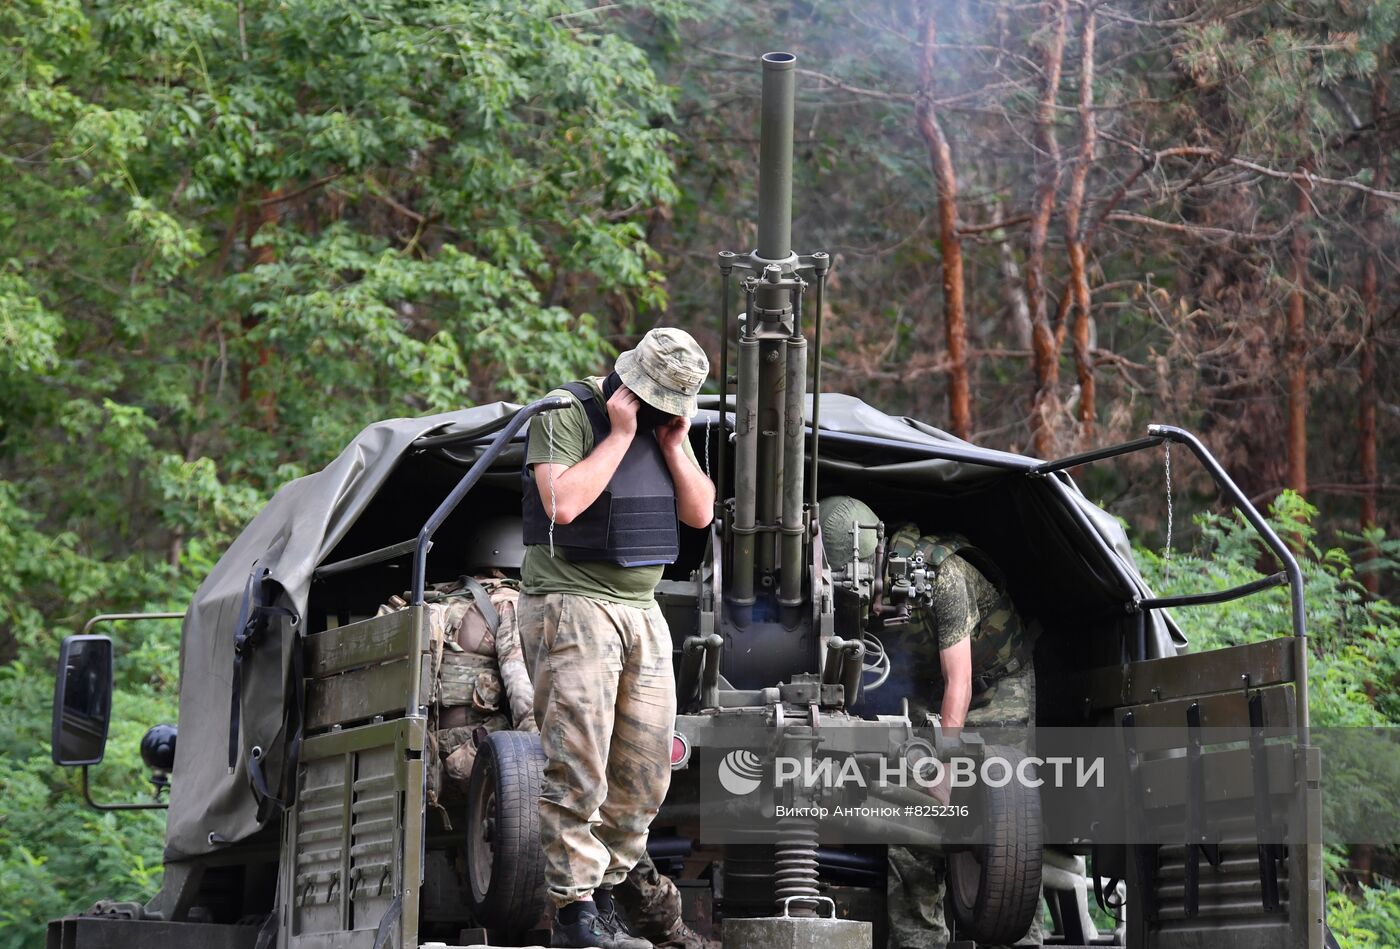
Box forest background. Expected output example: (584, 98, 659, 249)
(3, 0, 1400, 945)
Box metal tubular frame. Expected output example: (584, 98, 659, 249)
(72, 613, 186, 811)
(82, 611, 185, 635)
(82, 764, 169, 812)
(313, 398, 570, 585)
(314, 539, 418, 580)
(1035, 423, 1312, 745)
(410, 396, 571, 605)
(1031, 435, 1166, 475)
(717, 253, 735, 509)
(818, 429, 1038, 471)
(410, 414, 515, 450)
(807, 254, 828, 513)
(1148, 424, 1310, 744)
(1134, 571, 1287, 610)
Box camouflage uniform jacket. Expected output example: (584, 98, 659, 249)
(377, 576, 535, 807)
(886, 526, 1034, 704)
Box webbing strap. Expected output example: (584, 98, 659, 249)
(248, 634, 304, 816)
(371, 894, 403, 949)
(253, 909, 278, 949)
(972, 650, 1030, 694)
(228, 564, 267, 771)
(460, 576, 499, 634)
(1091, 844, 1125, 915)
(227, 559, 301, 817)
(562, 380, 609, 444)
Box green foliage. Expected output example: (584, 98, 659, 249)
(0, 1, 681, 944)
(0, 483, 184, 944)
(1135, 491, 1400, 728)
(1328, 883, 1400, 948)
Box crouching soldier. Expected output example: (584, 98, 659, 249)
(519, 328, 715, 949)
(819, 498, 1041, 949)
(882, 521, 1041, 949)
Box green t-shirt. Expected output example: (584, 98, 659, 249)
(905, 553, 1021, 694)
(520, 377, 700, 608)
(923, 554, 1001, 651)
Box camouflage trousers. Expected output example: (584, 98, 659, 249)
(887, 664, 1043, 949)
(518, 592, 677, 907)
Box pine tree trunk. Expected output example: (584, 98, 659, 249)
(1026, 0, 1068, 458)
(1359, 62, 1388, 594)
(1065, 5, 1097, 445)
(1286, 174, 1310, 497)
(915, 1, 971, 440)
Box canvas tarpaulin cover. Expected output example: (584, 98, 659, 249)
(164, 394, 1181, 859)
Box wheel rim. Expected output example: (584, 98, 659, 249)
(950, 847, 982, 911)
(469, 774, 497, 898)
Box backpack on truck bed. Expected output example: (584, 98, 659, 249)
(376, 575, 535, 806)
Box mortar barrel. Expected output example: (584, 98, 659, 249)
(757, 52, 796, 261)
(779, 335, 808, 607)
(756, 336, 783, 576)
(731, 335, 760, 608)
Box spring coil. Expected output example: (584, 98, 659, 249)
(773, 815, 820, 911)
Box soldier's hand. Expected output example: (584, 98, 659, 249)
(606, 386, 641, 439)
(656, 414, 690, 453)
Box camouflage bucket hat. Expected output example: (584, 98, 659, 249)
(615, 327, 709, 418)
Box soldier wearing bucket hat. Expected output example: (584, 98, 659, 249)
(518, 327, 715, 949)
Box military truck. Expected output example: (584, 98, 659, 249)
(49, 53, 1327, 949)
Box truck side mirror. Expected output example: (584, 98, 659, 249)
(52, 635, 114, 767)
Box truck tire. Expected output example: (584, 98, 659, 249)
(947, 745, 1043, 944)
(465, 730, 548, 933)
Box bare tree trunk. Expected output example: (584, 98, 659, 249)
(1064, 4, 1097, 445)
(916, 0, 971, 439)
(999, 241, 1033, 349)
(1359, 60, 1388, 594)
(1026, 0, 1069, 457)
(1286, 174, 1310, 496)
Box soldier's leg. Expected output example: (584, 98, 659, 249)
(518, 592, 626, 906)
(594, 603, 677, 886)
(887, 845, 949, 949)
(516, 593, 552, 731)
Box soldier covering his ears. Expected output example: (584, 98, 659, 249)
(518, 328, 716, 949)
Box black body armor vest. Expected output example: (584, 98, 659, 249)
(522, 381, 680, 566)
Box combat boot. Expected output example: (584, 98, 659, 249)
(641, 916, 719, 949)
(551, 896, 653, 949)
